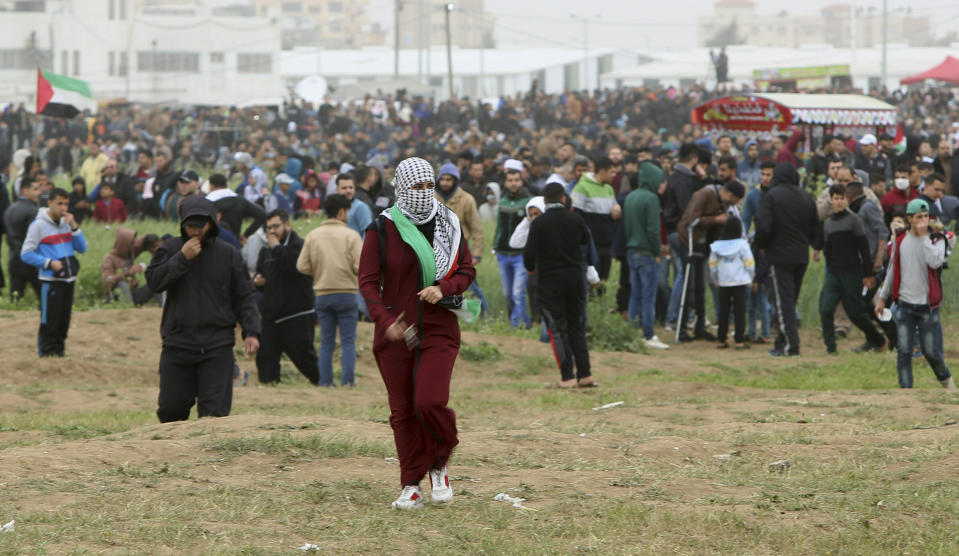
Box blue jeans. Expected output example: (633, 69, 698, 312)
(627, 252, 660, 339)
(747, 283, 771, 339)
(315, 293, 358, 386)
(895, 302, 951, 388)
(496, 252, 530, 327)
(666, 232, 685, 324)
(467, 279, 489, 316)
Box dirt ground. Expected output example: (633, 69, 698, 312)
(1, 308, 958, 553)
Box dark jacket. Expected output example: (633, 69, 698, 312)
(146, 195, 261, 351)
(210, 189, 266, 239)
(822, 209, 872, 275)
(255, 229, 314, 323)
(523, 206, 590, 277)
(755, 163, 820, 265)
(662, 163, 702, 233)
(3, 197, 39, 260)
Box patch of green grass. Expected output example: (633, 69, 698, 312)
(681, 355, 944, 391)
(459, 341, 503, 362)
(0, 409, 154, 445)
(202, 433, 393, 461)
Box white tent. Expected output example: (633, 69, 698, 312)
(601, 45, 959, 91)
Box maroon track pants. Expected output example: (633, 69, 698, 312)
(375, 339, 459, 486)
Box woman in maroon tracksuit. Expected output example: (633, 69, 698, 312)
(359, 157, 475, 509)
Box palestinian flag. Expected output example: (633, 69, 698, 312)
(892, 124, 907, 155)
(36, 69, 93, 118)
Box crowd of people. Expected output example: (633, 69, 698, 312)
(2, 83, 959, 508)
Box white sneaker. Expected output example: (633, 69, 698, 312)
(644, 335, 670, 350)
(391, 485, 425, 510)
(429, 466, 453, 503)
(940, 377, 957, 390)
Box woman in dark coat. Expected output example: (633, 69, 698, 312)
(358, 157, 475, 510)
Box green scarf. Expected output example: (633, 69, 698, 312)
(390, 204, 436, 289)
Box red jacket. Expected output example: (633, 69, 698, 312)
(358, 218, 475, 352)
(881, 187, 919, 215)
(775, 129, 803, 168)
(889, 229, 943, 308)
(93, 199, 128, 223)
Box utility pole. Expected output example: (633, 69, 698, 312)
(478, 11, 485, 98)
(570, 14, 594, 92)
(445, 3, 454, 99)
(152, 39, 158, 102)
(880, 0, 887, 91)
(394, 0, 401, 78)
(583, 19, 588, 91)
(417, 0, 423, 83)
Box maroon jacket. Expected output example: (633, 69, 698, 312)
(359, 218, 476, 352)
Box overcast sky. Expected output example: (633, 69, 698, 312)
(422, 0, 959, 50)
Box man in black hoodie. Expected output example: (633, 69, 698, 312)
(4, 177, 40, 302)
(524, 183, 594, 388)
(756, 162, 820, 356)
(662, 143, 709, 328)
(253, 208, 318, 385)
(146, 195, 261, 422)
(206, 173, 266, 245)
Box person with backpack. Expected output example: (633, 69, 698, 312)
(358, 157, 476, 510)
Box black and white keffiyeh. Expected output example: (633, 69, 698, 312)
(386, 157, 462, 280)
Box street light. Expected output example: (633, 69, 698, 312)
(445, 3, 454, 99)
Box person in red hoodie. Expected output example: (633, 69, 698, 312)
(358, 157, 475, 510)
(775, 128, 803, 168)
(92, 182, 128, 223)
(881, 162, 920, 216)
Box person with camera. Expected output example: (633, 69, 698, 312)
(358, 157, 475, 510)
(20, 188, 87, 357)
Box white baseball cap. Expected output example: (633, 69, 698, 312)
(859, 133, 877, 146)
(504, 158, 524, 172)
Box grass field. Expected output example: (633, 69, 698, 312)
(1, 195, 959, 553)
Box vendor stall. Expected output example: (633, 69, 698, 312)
(691, 93, 898, 145)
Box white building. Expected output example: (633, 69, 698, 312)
(698, 0, 930, 49)
(280, 46, 647, 100)
(0, 0, 284, 109)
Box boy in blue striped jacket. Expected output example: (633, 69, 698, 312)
(21, 188, 87, 357)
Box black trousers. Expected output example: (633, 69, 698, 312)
(157, 345, 235, 422)
(680, 244, 708, 336)
(255, 313, 319, 385)
(770, 263, 807, 355)
(10, 257, 39, 303)
(539, 272, 591, 382)
(717, 285, 747, 343)
(39, 281, 74, 357)
(596, 250, 613, 282)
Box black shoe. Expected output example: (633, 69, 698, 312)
(696, 331, 718, 342)
(826, 347, 838, 355)
(678, 331, 695, 343)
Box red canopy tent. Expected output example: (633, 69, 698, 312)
(900, 56, 959, 85)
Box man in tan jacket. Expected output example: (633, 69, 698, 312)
(296, 194, 363, 387)
(435, 162, 489, 315)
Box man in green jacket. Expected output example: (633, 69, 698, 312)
(624, 162, 669, 349)
(493, 164, 533, 327)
